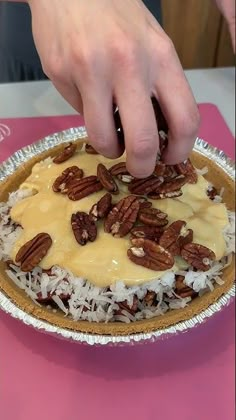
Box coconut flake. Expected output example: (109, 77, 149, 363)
(196, 166, 208, 176)
(0, 186, 235, 323)
(51, 295, 68, 315)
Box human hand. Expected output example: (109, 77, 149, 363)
(28, 0, 199, 178)
(215, 0, 235, 52)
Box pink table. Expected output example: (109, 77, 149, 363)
(0, 104, 235, 420)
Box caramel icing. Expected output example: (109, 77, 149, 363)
(10, 150, 228, 287)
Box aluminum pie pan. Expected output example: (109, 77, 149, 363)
(0, 127, 235, 345)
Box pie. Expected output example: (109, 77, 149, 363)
(0, 139, 234, 335)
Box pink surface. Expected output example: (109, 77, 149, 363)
(0, 103, 235, 420)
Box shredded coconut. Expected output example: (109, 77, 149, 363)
(0, 187, 235, 323)
(196, 166, 208, 176)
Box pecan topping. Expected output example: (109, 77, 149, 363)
(130, 225, 163, 242)
(85, 143, 99, 154)
(128, 176, 164, 195)
(144, 291, 157, 306)
(163, 165, 177, 180)
(175, 159, 198, 184)
(97, 163, 119, 194)
(109, 162, 134, 183)
(117, 296, 139, 315)
(148, 190, 183, 200)
(89, 193, 112, 221)
(148, 176, 187, 199)
(53, 143, 77, 164)
(139, 207, 168, 227)
(128, 238, 174, 271)
(67, 176, 103, 201)
(52, 166, 83, 193)
(175, 275, 196, 298)
(158, 176, 187, 194)
(181, 243, 215, 271)
(153, 162, 166, 177)
(139, 199, 153, 211)
(119, 174, 134, 184)
(37, 291, 70, 303)
(207, 186, 218, 200)
(71, 212, 97, 245)
(159, 220, 193, 256)
(15, 233, 52, 272)
(104, 195, 140, 237)
(109, 162, 127, 176)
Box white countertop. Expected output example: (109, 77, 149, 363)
(0, 67, 235, 135)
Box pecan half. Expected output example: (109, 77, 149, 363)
(148, 190, 183, 200)
(139, 207, 168, 227)
(53, 143, 77, 164)
(109, 162, 134, 184)
(153, 162, 166, 177)
(175, 275, 196, 298)
(71, 212, 97, 245)
(85, 143, 99, 154)
(144, 291, 157, 306)
(15, 233, 52, 272)
(175, 159, 198, 184)
(97, 163, 119, 194)
(163, 165, 177, 180)
(138, 199, 153, 211)
(157, 130, 169, 156)
(67, 176, 103, 201)
(109, 162, 127, 176)
(181, 243, 215, 271)
(52, 166, 83, 193)
(128, 238, 174, 271)
(104, 195, 140, 237)
(159, 220, 193, 256)
(158, 176, 187, 194)
(207, 186, 218, 200)
(117, 296, 139, 315)
(109, 162, 134, 183)
(148, 176, 187, 199)
(89, 193, 112, 221)
(128, 176, 163, 195)
(130, 225, 163, 242)
(119, 174, 134, 184)
(37, 291, 71, 303)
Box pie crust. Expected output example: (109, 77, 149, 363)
(0, 141, 234, 335)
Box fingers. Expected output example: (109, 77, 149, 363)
(55, 79, 123, 159)
(52, 80, 83, 114)
(154, 44, 200, 164)
(81, 89, 123, 159)
(115, 83, 159, 178)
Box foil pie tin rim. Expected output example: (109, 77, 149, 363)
(0, 126, 235, 345)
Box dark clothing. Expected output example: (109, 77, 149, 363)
(0, 1, 162, 83)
